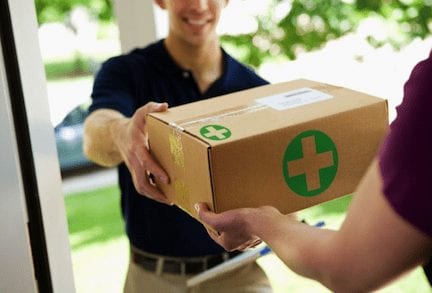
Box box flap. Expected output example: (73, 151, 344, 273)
(149, 79, 385, 147)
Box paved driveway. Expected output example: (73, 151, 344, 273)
(62, 167, 117, 195)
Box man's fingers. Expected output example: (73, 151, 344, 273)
(141, 151, 169, 184)
(141, 102, 169, 115)
(127, 153, 171, 205)
(153, 102, 169, 112)
(132, 173, 172, 205)
(126, 131, 168, 184)
(133, 102, 169, 130)
(145, 187, 172, 205)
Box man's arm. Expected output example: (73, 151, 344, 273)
(197, 159, 432, 292)
(83, 108, 126, 167)
(83, 102, 172, 204)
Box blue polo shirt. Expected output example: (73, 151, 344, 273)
(90, 39, 268, 257)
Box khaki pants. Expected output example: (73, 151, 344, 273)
(123, 254, 273, 293)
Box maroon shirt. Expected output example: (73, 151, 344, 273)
(379, 50, 432, 237)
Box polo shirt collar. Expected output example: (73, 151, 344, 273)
(149, 39, 232, 84)
(147, 39, 184, 77)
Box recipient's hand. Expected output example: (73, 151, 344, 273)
(113, 102, 171, 204)
(195, 203, 269, 251)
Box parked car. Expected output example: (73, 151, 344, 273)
(54, 103, 95, 172)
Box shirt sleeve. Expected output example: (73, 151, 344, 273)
(89, 56, 137, 117)
(378, 51, 432, 237)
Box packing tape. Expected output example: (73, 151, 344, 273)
(167, 102, 267, 168)
(166, 102, 268, 210)
(174, 179, 191, 210)
(168, 129, 184, 168)
(170, 102, 268, 131)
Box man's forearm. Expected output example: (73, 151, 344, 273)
(83, 109, 127, 167)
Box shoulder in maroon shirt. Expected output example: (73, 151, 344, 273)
(379, 50, 432, 237)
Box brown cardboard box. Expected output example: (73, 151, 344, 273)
(147, 79, 388, 219)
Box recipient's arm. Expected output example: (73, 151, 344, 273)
(197, 159, 432, 292)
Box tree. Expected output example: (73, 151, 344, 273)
(34, 0, 431, 69)
(34, 0, 112, 25)
(34, 0, 113, 77)
(221, 0, 432, 67)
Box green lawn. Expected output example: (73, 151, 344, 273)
(65, 186, 430, 293)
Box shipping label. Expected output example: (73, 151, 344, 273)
(256, 88, 333, 110)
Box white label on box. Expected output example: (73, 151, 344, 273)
(255, 88, 333, 110)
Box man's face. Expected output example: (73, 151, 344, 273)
(163, 0, 227, 46)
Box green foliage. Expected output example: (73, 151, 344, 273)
(44, 56, 94, 79)
(222, 0, 432, 67)
(35, 0, 432, 69)
(34, 0, 112, 24)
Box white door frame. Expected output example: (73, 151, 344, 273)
(0, 0, 74, 292)
(1, 0, 165, 291)
(113, 0, 167, 53)
(113, 0, 158, 53)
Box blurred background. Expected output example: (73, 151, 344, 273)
(35, 0, 432, 292)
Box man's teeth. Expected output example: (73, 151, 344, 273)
(188, 19, 207, 25)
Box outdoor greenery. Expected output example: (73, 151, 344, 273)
(35, 0, 114, 79)
(36, 0, 432, 72)
(34, 0, 112, 24)
(222, 0, 432, 67)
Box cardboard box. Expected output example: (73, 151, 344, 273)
(147, 79, 388, 218)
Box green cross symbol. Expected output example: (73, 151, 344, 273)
(282, 130, 338, 197)
(200, 125, 232, 141)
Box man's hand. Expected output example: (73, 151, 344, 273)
(195, 203, 271, 251)
(112, 102, 171, 204)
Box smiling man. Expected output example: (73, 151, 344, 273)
(83, 0, 272, 292)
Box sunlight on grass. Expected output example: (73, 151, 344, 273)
(71, 237, 128, 293)
(65, 185, 129, 293)
(65, 187, 430, 292)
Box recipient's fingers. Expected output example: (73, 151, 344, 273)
(195, 203, 216, 225)
(203, 225, 221, 243)
(195, 202, 232, 232)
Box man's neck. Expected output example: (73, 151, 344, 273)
(164, 36, 223, 93)
(165, 36, 221, 70)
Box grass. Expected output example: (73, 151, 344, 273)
(66, 185, 124, 250)
(65, 187, 430, 293)
(65, 185, 128, 293)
